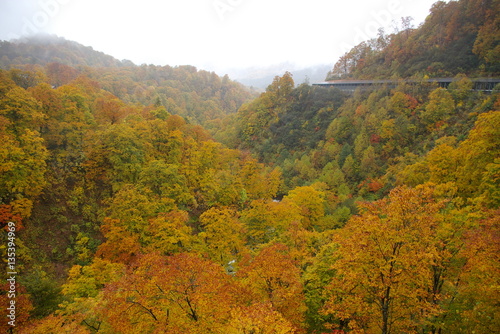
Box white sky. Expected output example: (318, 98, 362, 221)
(0, 0, 442, 73)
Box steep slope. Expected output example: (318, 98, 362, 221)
(0, 66, 280, 322)
(2, 65, 497, 333)
(327, 0, 500, 79)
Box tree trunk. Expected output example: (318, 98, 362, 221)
(381, 286, 391, 334)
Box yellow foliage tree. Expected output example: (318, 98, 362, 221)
(144, 210, 192, 255)
(241, 199, 302, 245)
(284, 185, 325, 230)
(196, 206, 247, 266)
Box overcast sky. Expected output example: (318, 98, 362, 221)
(0, 0, 441, 73)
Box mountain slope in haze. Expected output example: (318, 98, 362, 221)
(0, 34, 128, 68)
(327, 0, 500, 80)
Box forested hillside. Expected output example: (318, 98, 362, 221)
(227, 72, 499, 224)
(0, 0, 499, 333)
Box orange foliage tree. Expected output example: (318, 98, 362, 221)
(101, 252, 237, 333)
(323, 185, 470, 334)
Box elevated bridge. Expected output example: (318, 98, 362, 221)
(313, 78, 500, 93)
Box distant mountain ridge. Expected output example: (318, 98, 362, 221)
(0, 35, 334, 92)
(0, 35, 332, 91)
(0, 34, 129, 68)
(226, 63, 332, 90)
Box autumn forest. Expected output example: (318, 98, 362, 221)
(0, 0, 499, 333)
